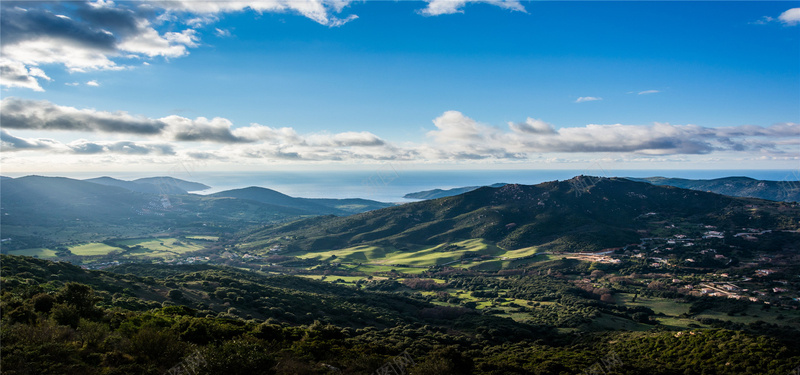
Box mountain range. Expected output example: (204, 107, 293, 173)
(84, 176, 210, 195)
(402, 176, 800, 202)
(403, 183, 507, 199)
(241, 176, 799, 254)
(0, 176, 391, 249)
(210, 187, 392, 215)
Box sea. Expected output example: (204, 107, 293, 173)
(7, 168, 799, 203)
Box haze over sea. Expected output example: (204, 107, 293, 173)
(5, 169, 798, 203)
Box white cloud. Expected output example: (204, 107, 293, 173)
(215, 28, 232, 37)
(509, 118, 556, 135)
(86, 80, 100, 87)
(0, 1, 362, 91)
(159, 0, 359, 27)
(638, 90, 660, 95)
(423, 111, 799, 159)
(420, 0, 526, 16)
(4, 99, 798, 164)
(28, 67, 51, 81)
(1, 129, 64, 151)
(161, 115, 246, 143)
(752, 16, 774, 25)
(778, 8, 800, 25)
(117, 24, 197, 58)
(575, 96, 602, 103)
(1, 129, 173, 155)
(1, 98, 166, 134)
(0, 58, 46, 91)
(428, 110, 491, 142)
(307, 131, 386, 147)
(2, 38, 122, 73)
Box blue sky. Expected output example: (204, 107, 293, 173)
(1, 0, 799, 173)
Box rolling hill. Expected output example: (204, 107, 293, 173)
(0, 176, 320, 249)
(210, 186, 393, 215)
(0, 176, 396, 250)
(239, 176, 800, 254)
(133, 176, 211, 192)
(85, 176, 193, 195)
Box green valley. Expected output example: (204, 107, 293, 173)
(2, 176, 800, 374)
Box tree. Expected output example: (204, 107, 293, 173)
(32, 293, 56, 313)
(168, 289, 184, 300)
(57, 282, 98, 317)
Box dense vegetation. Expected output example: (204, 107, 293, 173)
(3, 176, 800, 374)
(3, 255, 800, 374)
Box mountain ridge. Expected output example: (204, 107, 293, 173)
(403, 183, 507, 199)
(240, 176, 799, 254)
(209, 186, 393, 215)
(625, 176, 800, 202)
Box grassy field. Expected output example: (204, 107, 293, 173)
(287, 239, 552, 271)
(114, 238, 205, 257)
(616, 293, 691, 316)
(289, 239, 515, 267)
(6, 248, 59, 258)
(69, 243, 123, 256)
(6, 237, 210, 261)
(348, 264, 428, 274)
(465, 253, 550, 271)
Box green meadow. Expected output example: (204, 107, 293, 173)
(6, 248, 59, 259)
(288, 238, 545, 268)
(69, 243, 123, 256)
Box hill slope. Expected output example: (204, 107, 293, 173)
(403, 183, 507, 200)
(2, 176, 151, 225)
(85, 176, 189, 194)
(133, 176, 210, 192)
(241, 177, 800, 254)
(626, 176, 800, 202)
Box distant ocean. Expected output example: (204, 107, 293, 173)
(10, 169, 798, 203)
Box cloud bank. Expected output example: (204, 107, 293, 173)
(2, 98, 797, 164)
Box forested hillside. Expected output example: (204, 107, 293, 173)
(3, 255, 799, 374)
